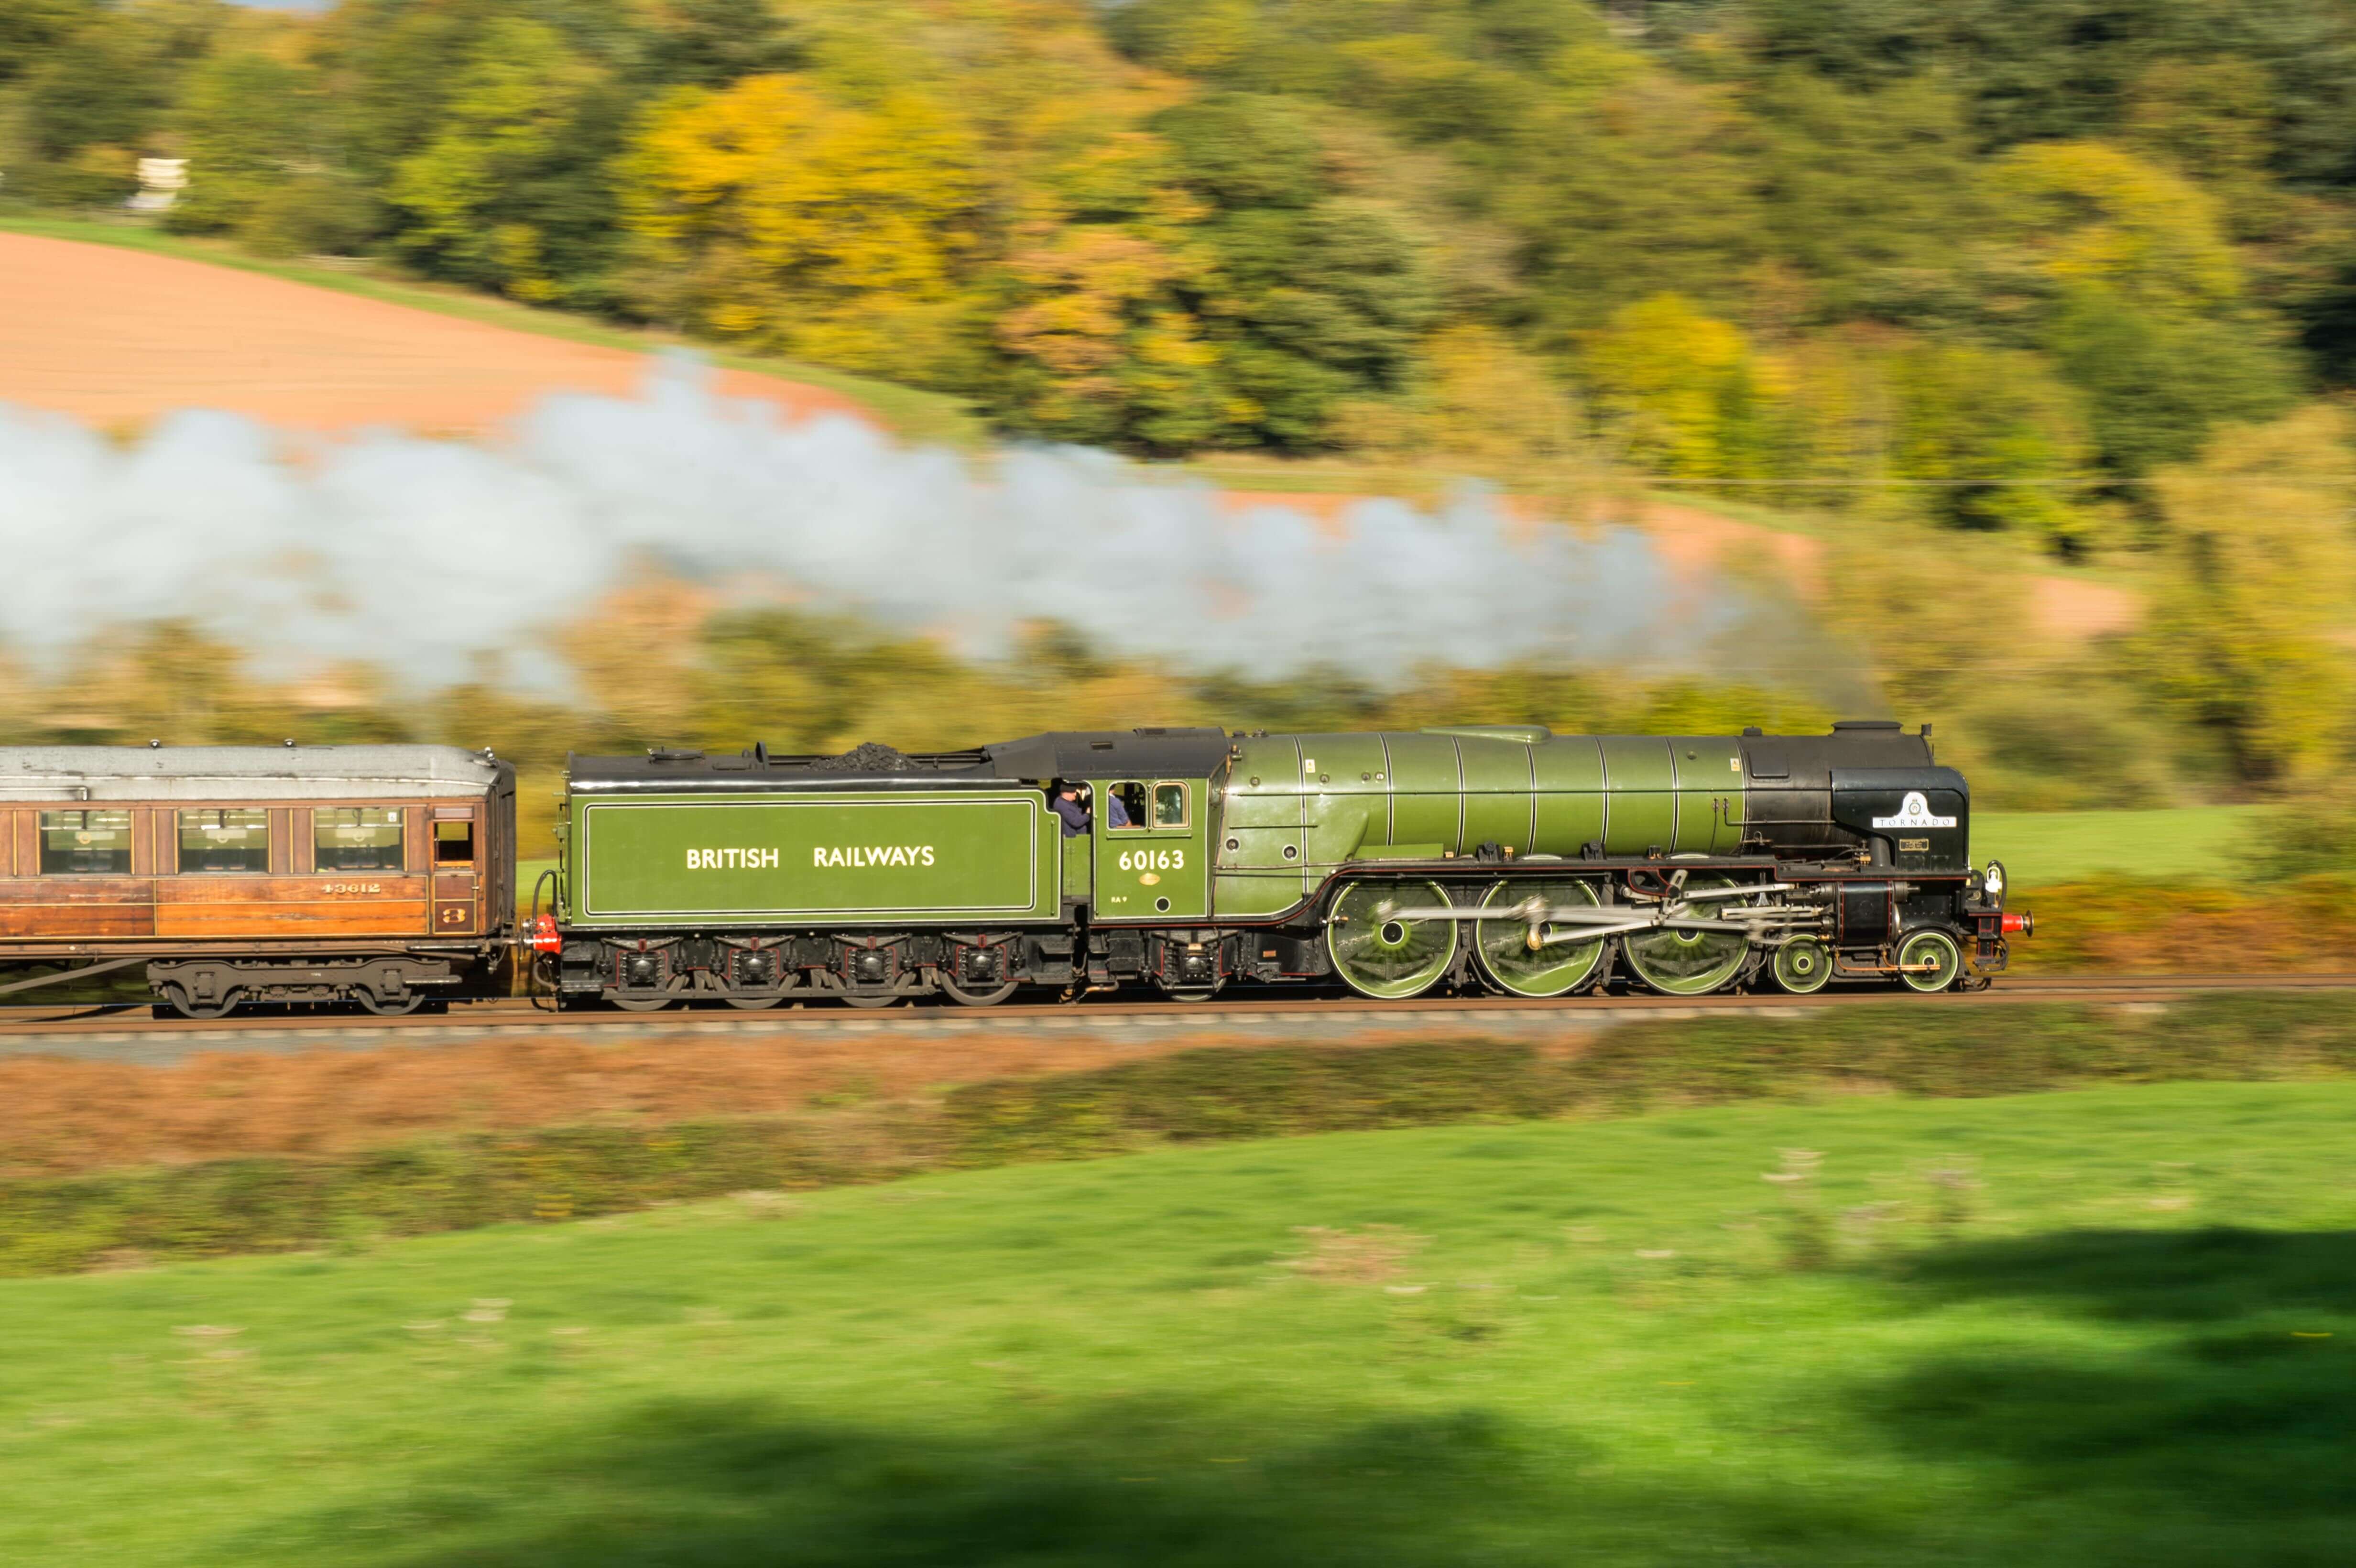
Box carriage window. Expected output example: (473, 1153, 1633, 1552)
(1152, 782, 1189, 829)
(316, 807, 404, 871)
(178, 809, 271, 873)
(1106, 782, 1148, 831)
(434, 818, 475, 865)
(39, 810, 133, 874)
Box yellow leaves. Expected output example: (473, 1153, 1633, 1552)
(1582, 294, 1761, 477)
(998, 227, 1191, 376)
(2140, 405, 2356, 781)
(1983, 141, 2242, 310)
(1417, 325, 1580, 470)
(491, 225, 559, 304)
(623, 73, 984, 373)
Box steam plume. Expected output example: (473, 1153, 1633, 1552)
(0, 357, 1752, 686)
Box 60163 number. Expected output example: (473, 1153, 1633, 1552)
(1117, 848, 1185, 872)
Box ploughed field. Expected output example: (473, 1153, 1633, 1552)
(2, 1079, 2350, 1566)
(0, 229, 875, 436)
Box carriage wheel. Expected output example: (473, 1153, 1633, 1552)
(1473, 879, 1607, 998)
(1623, 871, 1750, 997)
(1326, 879, 1456, 1000)
(1897, 929, 1963, 993)
(1771, 937, 1833, 995)
(163, 982, 240, 1021)
(356, 986, 427, 1016)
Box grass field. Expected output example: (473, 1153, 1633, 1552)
(4, 1078, 2350, 1566)
(0, 208, 986, 446)
(1974, 806, 2268, 886)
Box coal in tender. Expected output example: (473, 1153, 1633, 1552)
(810, 741, 919, 773)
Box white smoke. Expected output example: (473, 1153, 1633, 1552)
(0, 357, 1748, 686)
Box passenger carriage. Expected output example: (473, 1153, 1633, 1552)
(0, 746, 515, 1016)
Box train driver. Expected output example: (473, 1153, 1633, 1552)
(1050, 782, 1091, 838)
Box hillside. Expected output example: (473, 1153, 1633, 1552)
(0, 0, 2352, 815)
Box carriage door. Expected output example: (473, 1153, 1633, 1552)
(430, 806, 480, 935)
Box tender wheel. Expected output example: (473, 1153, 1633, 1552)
(610, 977, 685, 1013)
(1771, 937, 1833, 995)
(163, 983, 240, 1021)
(1326, 879, 1456, 1000)
(1897, 928, 1963, 993)
(1164, 988, 1218, 1004)
(723, 992, 793, 1011)
(837, 992, 906, 1010)
(1623, 871, 1751, 997)
(940, 975, 1020, 1006)
(1473, 878, 1607, 998)
(356, 987, 427, 1017)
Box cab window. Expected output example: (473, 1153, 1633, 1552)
(179, 809, 271, 873)
(39, 809, 133, 874)
(1152, 782, 1189, 829)
(316, 807, 404, 871)
(1106, 782, 1147, 831)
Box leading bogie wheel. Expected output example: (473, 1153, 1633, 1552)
(1623, 871, 1752, 997)
(1326, 879, 1457, 1000)
(1473, 878, 1607, 998)
(1771, 936, 1833, 995)
(1897, 928, 1963, 993)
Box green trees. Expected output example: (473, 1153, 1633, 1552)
(5, 0, 2355, 513)
(1154, 94, 1436, 449)
(387, 17, 628, 305)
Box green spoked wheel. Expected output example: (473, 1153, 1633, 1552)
(1771, 936, 1833, 995)
(1897, 928, 1963, 993)
(1474, 879, 1607, 998)
(1623, 872, 1751, 997)
(1326, 879, 1457, 1000)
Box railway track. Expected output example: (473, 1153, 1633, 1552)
(1, 973, 2349, 1062)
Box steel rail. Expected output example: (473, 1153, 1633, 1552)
(0, 972, 2350, 1047)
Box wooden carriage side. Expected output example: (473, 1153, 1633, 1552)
(0, 746, 513, 980)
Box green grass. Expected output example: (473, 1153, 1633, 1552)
(1, 1079, 2349, 1565)
(1974, 805, 2269, 885)
(0, 208, 986, 446)
(13, 997, 2356, 1276)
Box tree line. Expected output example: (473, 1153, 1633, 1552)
(2, 0, 2354, 804)
(6, 3, 2354, 506)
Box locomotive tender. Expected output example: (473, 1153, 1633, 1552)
(541, 720, 2025, 1008)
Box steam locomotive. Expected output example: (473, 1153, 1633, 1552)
(534, 719, 2027, 1009)
(0, 722, 2025, 1016)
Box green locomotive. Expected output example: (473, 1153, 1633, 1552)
(539, 721, 2026, 1008)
